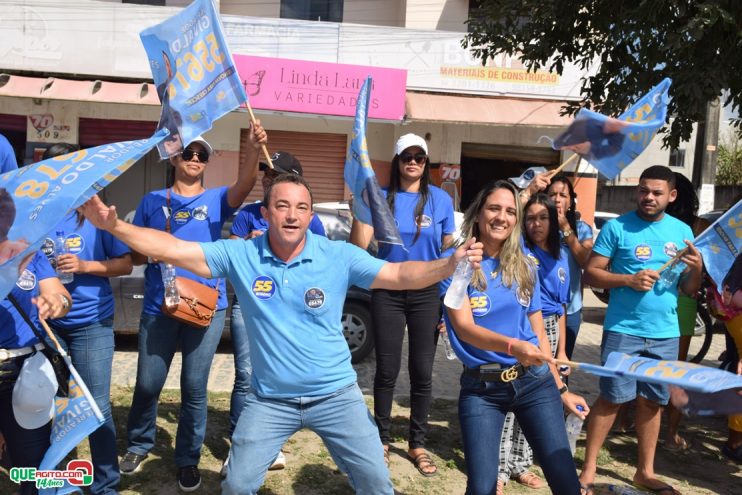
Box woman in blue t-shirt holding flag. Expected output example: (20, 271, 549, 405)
(441, 180, 587, 495)
(350, 133, 455, 476)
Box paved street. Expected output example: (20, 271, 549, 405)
(111, 291, 729, 404)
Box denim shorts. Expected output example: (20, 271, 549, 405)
(599, 331, 679, 405)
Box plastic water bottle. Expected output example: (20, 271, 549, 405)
(54, 230, 73, 284)
(444, 260, 473, 309)
(161, 263, 180, 307)
(658, 259, 686, 289)
(565, 405, 585, 455)
(440, 329, 457, 360)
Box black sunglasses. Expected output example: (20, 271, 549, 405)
(181, 149, 209, 162)
(399, 152, 427, 164)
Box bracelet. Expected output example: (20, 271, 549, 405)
(506, 338, 515, 356)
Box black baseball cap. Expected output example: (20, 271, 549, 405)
(259, 151, 303, 176)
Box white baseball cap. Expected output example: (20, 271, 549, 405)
(13, 351, 58, 429)
(186, 135, 213, 155)
(394, 133, 428, 156)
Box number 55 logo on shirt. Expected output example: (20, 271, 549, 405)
(252, 276, 276, 300)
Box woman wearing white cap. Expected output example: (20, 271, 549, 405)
(118, 124, 267, 492)
(351, 133, 455, 476)
(1, 248, 70, 495)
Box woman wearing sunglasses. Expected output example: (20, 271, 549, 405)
(119, 126, 266, 492)
(351, 133, 455, 476)
(441, 180, 588, 495)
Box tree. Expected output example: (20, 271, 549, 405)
(717, 129, 742, 185)
(465, 1, 742, 149)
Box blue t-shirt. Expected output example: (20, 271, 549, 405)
(592, 211, 694, 338)
(134, 187, 236, 314)
(527, 244, 569, 317)
(202, 231, 386, 398)
(565, 220, 593, 314)
(377, 186, 455, 262)
(0, 252, 55, 348)
(45, 212, 130, 328)
(440, 249, 542, 368)
(0, 134, 17, 173)
(230, 201, 326, 238)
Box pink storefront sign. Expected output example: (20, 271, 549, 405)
(234, 54, 407, 121)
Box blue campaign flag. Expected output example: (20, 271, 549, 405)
(140, 0, 247, 159)
(344, 77, 403, 246)
(571, 352, 742, 393)
(0, 131, 168, 301)
(551, 78, 672, 179)
(694, 198, 742, 288)
(38, 355, 105, 495)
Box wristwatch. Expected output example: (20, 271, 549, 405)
(562, 229, 573, 239)
(559, 384, 569, 395)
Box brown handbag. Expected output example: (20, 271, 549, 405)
(159, 188, 219, 329)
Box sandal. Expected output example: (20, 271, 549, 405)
(512, 470, 543, 489)
(383, 446, 390, 468)
(580, 483, 595, 495)
(408, 451, 437, 477)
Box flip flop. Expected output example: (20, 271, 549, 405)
(633, 482, 681, 494)
(580, 483, 595, 495)
(664, 437, 689, 452)
(409, 451, 437, 477)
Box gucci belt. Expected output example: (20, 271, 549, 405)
(463, 364, 527, 382)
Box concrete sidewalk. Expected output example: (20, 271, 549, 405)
(111, 291, 728, 402)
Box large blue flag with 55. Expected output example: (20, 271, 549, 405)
(694, 198, 742, 289)
(344, 77, 403, 247)
(552, 78, 672, 179)
(140, 0, 247, 159)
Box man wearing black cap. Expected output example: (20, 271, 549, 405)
(221, 151, 326, 475)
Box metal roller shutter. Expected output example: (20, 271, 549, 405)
(0, 114, 26, 132)
(239, 129, 347, 204)
(79, 118, 155, 147)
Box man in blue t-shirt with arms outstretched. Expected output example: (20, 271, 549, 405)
(578, 165, 703, 495)
(81, 173, 482, 495)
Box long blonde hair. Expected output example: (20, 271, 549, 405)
(456, 180, 535, 295)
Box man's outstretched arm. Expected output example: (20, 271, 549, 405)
(80, 195, 212, 278)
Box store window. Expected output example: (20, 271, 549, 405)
(281, 0, 343, 22)
(668, 148, 686, 167)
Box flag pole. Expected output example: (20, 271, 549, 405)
(40, 318, 66, 354)
(244, 100, 274, 169)
(552, 153, 579, 175)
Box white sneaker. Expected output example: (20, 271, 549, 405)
(220, 450, 230, 478)
(269, 451, 286, 471)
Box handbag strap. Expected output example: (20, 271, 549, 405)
(7, 293, 50, 347)
(164, 188, 221, 294)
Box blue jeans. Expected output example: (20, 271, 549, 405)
(126, 311, 225, 467)
(229, 298, 252, 437)
(458, 364, 579, 495)
(565, 310, 582, 359)
(50, 319, 118, 494)
(222, 383, 393, 495)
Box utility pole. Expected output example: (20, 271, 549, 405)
(692, 98, 720, 213)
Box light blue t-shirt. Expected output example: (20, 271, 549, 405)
(440, 249, 542, 368)
(527, 244, 569, 317)
(592, 211, 693, 338)
(201, 231, 386, 398)
(231, 201, 326, 238)
(0, 134, 17, 173)
(0, 252, 55, 348)
(377, 186, 455, 262)
(46, 212, 130, 328)
(134, 187, 236, 314)
(566, 220, 593, 314)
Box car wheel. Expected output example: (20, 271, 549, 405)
(342, 301, 374, 363)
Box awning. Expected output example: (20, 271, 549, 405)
(0, 74, 161, 105)
(405, 92, 574, 127)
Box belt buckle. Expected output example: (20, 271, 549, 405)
(500, 366, 519, 382)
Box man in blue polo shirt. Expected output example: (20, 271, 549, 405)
(579, 165, 703, 495)
(81, 173, 482, 495)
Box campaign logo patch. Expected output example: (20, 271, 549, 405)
(417, 214, 432, 228)
(41, 237, 55, 259)
(558, 267, 567, 284)
(304, 287, 326, 310)
(65, 233, 84, 254)
(664, 242, 679, 258)
(16, 269, 36, 291)
(469, 291, 491, 317)
(192, 205, 208, 221)
(173, 210, 191, 225)
(516, 288, 531, 307)
(634, 244, 652, 261)
(251, 276, 276, 299)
